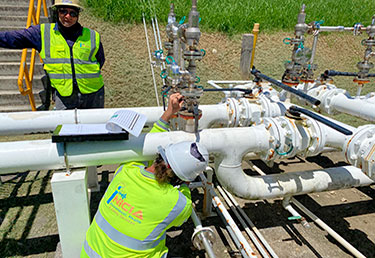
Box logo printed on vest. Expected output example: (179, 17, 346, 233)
(80, 43, 89, 48)
(107, 184, 144, 222)
(107, 185, 127, 204)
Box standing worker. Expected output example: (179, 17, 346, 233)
(0, 0, 105, 110)
(81, 93, 209, 258)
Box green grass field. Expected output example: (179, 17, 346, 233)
(83, 0, 374, 34)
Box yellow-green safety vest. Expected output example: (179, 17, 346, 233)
(40, 23, 104, 97)
(81, 118, 192, 258)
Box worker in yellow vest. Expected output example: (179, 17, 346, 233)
(81, 93, 209, 257)
(0, 0, 105, 110)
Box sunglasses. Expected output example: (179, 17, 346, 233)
(190, 143, 206, 162)
(58, 9, 79, 18)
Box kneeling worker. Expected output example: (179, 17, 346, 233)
(81, 93, 209, 257)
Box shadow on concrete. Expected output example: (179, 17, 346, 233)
(0, 170, 58, 257)
(294, 194, 375, 257)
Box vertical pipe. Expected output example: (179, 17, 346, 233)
(203, 167, 214, 217)
(142, 14, 160, 106)
(154, 16, 165, 70)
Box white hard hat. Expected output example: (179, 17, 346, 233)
(53, 0, 82, 10)
(158, 141, 209, 181)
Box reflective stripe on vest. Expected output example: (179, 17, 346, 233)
(95, 209, 166, 251)
(95, 189, 187, 251)
(143, 191, 187, 242)
(41, 23, 103, 96)
(84, 239, 102, 258)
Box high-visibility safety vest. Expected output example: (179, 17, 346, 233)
(81, 118, 192, 258)
(40, 23, 104, 97)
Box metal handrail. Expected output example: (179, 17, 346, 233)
(17, 0, 48, 111)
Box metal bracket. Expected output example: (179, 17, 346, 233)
(63, 142, 71, 175)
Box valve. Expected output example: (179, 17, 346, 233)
(153, 49, 164, 66)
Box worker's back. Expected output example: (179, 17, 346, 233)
(82, 161, 192, 258)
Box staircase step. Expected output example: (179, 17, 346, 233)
(0, 104, 34, 112)
(0, 49, 43, 63)
(0, 16, 49, 26)
(0, 75, 44, 91)
(0, 0, 34, 6)
(0, 6, 28, 16)
(0, 25, 27, 32)
(0, 62, 44, 76)
(0, 89, 42, 106)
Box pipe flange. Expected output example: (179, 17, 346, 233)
(344, 125, 375, 179)
(191, 227, 215, 250)
(304, 117, 326, 156)
(259, 95, 284, 118)
(240, 98, 261, 126)
(261, 117, 298, 161)
(184, 50, 203, 60)
(307, 84, 346, 115)
(226, 98, 240, 127)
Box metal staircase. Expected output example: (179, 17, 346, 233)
(0, 0, 50, 112)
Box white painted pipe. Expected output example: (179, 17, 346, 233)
(282, 197, 310, 228)
(214, 121, 372, 199)
(0, 107, 163, 136)
(217, 164, 373, 200)
(214, 125, 373, 199)
(1, 119, 372, 202)
(328, 93, 375, 121)
(0, 126, 270, 174)
(0, 104, 229, 136)
(306, 84, 375, 122)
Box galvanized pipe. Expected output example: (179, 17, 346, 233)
(190, 209, 216, 258)
(201, 174, 257, 258)
(217, 185, 271, 258)
(318, 26, 363, 32)
(222, 187, 279, 258)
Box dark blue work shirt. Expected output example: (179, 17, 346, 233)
(0, 23, 105, 68)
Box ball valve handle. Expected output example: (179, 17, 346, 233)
(251, 66, 321, 106)
(289, 106, 353, 135)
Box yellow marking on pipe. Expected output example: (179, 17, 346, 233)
(250, 23, 260, 69)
